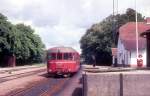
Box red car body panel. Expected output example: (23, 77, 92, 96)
(47, 47, 80, 75)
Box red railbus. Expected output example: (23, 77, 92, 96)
(47, 47, 80, 76)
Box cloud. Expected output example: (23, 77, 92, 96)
(35, 24, 85, 52)
(0, 0, 150, 53)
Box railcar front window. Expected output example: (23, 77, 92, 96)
(57, 53, 62, 60)
(64, 53, 73, 60)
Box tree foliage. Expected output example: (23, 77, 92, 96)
(0, 13, 45, 66)
(15, 24, 45, 64)
(0, 13, 14, 53)
(80, 8, 144, 65)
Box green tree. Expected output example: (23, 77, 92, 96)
(15, 24, 45, 64)
(0, 13, 17, 66)
(0, 13, 45, 66)
(80, 8, 144, 65)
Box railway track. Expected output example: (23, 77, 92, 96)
(39, 78, 69, 96)
(0, 68, 46, 83)
(7, 77, 49, 96)
(7, 76, 70, 96)
(6, 71, 81, 96)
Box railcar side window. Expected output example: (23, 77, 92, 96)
(64, 53, 69, 60)
(69, 53, 73, 60)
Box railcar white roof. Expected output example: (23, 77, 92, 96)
(47, 46, 78, 53)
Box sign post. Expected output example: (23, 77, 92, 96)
(137, 54, 143, 67)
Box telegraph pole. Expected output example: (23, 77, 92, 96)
(135, 0, 139, 63)
(113, 0, 115, 16)
(112, 0, 118, 67)
(112, 0, 115, 45)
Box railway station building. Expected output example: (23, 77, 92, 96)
(117, 18, 150, 67)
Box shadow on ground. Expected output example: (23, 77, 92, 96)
(72, 77, 83, 96)
(39, 73, 72, 79)
(72, 87, 82, 96)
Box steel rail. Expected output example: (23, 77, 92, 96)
(0, 68, 46, 83)
(7, 78, 49, 96)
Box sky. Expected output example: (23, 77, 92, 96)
(0, 0, 150, 53)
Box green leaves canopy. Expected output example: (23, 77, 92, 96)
(15, 24, 45, 63)
(0, 13, 14, 53)
(0, 13, 45, 66)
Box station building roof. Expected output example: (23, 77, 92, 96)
(119, 22, 150, 50)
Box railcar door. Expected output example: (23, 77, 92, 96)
(57, 53, 63, 60)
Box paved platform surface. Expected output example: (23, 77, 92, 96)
(83, 65, 150, 96)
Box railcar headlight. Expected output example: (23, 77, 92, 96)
(68, 69, 71, 71)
